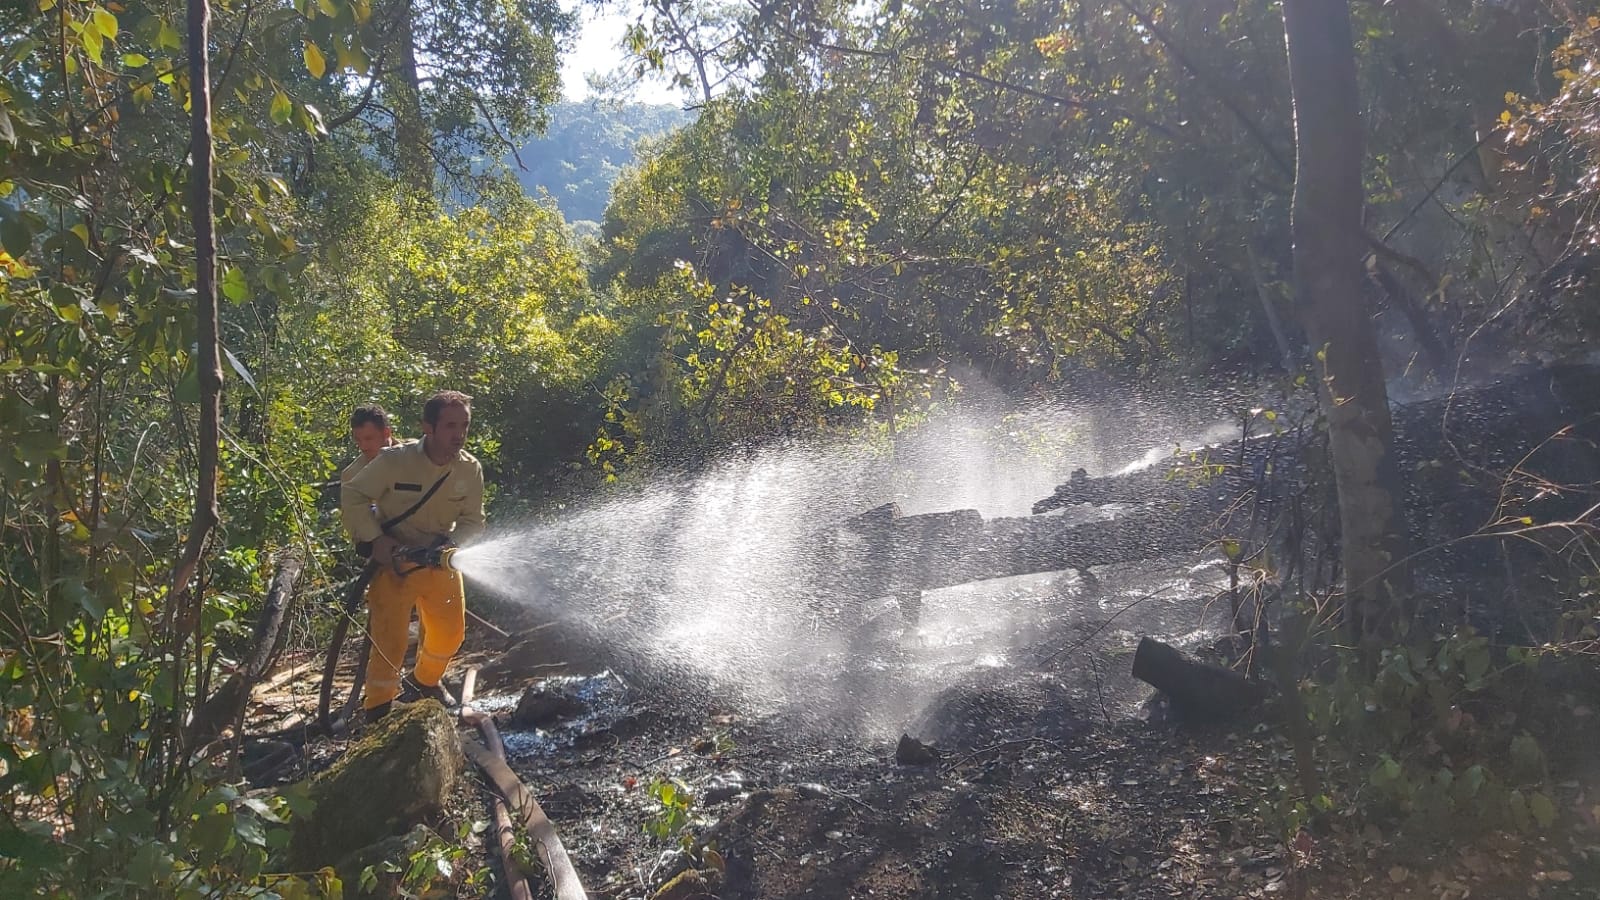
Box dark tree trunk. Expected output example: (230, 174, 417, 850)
(172, 0, 222, 616)
(1282, 0, 1413, 646)
(188, 553, 304, 744)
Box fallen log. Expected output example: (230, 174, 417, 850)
(459, 668, 587, 900)
(189, 551, 305, 744)
(816, 500, 1220, 611)
(1131, 637, 1267, 720)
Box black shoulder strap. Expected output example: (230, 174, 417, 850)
(379, 469, 451, 534)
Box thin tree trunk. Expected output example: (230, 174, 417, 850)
(172, 0, 222, 615)
(1282, 0, 1413, 646)
(1245, 240, 1299, 372)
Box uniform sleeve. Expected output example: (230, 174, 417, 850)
(341, 454, 388, 544)
(453, 461, 487, 546)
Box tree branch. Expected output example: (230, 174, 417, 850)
(759, 8, 1186, 143)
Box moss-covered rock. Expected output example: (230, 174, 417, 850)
(290, 702, 462, 870)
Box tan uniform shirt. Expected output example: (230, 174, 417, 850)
(340, 438, 412, 484)
(341, 437, 487, 548)
(341, 454, 376, 485)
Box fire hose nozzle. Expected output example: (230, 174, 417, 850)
(396, 543, 459, 571)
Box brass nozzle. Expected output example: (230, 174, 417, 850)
(436, 546, 459, 572)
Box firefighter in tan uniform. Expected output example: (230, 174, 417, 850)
(341, 391, 486, 718)
(342, 404, 402, 484)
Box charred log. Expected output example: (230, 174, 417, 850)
(1131, 637, 1267, 720)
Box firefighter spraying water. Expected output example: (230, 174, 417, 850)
(339, 390, 486, 723)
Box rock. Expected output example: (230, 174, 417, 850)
(895, 733, 938, 766)
(289, 702, 462, 869)
(241, 739, 297, 781)
(476, 622, 624, 689)
(703, 772, 747, 804)
(654, 867, 723, 900)
(511, 681, 585, 729)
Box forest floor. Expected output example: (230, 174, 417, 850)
(253, 561, 1600, 900)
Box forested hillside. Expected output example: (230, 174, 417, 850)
(4, 0, 1600, 895)
(507, 101, 692, 231)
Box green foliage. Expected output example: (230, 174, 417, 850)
(1300, 626, 1560, 836)
(291, 0, 575, 190)
(358, 822, 490, 899)
(644, 777, 695, 843)
(587, 262, 936, 475)
(0, 0, 574, 891)
(6, 0, 1600, 886)
(642, 775, 729, 873)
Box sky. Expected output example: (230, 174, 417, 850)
(561, 1, 684, 106)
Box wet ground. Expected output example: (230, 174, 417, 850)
(464, 558, 1248, 899)
(240, 544, 1600, 900)
(435, 552, 1600, 900)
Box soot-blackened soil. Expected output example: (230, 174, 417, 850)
(453, 567, 1600, 900)
(253, 562, 1600, 899)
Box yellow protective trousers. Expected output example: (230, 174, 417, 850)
(362, 564, 466, 710)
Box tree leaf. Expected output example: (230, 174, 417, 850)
(81, 26, 104, 65)
(1530, 791, 1556, 829)
(92, 7, 118, 40)
(221, 265, 250, 302)
(0, 104, 15, 146)
(1508, 789, 1531, 831)
(298, 101, 326, 136)
(303, 40, 326, 78)
(335, 42, 369, 75)
(0, 823, 67, 868)
(270, 91, 293, 125)
(121, 52, 149, 67)
(175, 365, 200, 404)
(157, 20, 181, 51)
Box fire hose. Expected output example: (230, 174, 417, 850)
(316, 542, 460, 732)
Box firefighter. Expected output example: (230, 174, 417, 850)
(341, 391, 486, 719)
(342, 404, 402, 484)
